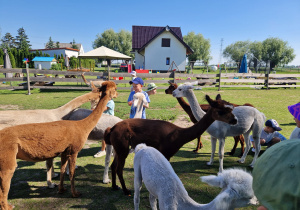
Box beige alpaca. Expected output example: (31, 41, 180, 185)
(0, 86, 101, 188)
(0, 81, 117, 210)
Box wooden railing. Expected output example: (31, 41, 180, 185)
(0, 68, 299, 91)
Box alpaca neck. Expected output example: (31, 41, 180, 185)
(178, 109, 215, 146)
(184, 89, 206, 121)
(81, 93, 110, 133)
(55, 92, 97, 117)
(176, 97, 197, 121)
(134, 100, 143, 118)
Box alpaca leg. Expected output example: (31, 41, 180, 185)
(193, 136, 203, 153)
(103, 144, 113, 184)
(149, 193, 158, 210)
(249, 127, 262, 168)
(228, 136, 240, 156)
(133, 164, 142, 210)
(218, 138, 225, 172)
(116, 154, 131, 195)
(207, 136, 217, 165)
(58, 152, 68, 194)
(69, 153, 81, 197)
(237, 131, 251, 163)
(0, 158, 17, 210)
(46, 159, 56, 188)
(111, 156, 119, 191)
(239, 135, 245, 157)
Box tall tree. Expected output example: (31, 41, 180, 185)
(248, 41, 263, 72)
(93, 29, 132, 57)
(183, 32, 211, 69)
(261, 37, 295, 69)
(1, 32, 15, 49)
(71, 39, 78, 49)
(56, 41, 60, 48)
(15, 27, 31, 51)
(46, 36, 54, 49)
(223, 41, 251, 69)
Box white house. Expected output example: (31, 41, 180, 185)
(132, 25, 193, 72)
(29, 43, 84, 59)
(32, 57, 57, 70)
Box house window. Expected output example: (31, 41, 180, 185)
(162, 38, 170, 47)
(166, 57, 170, 65)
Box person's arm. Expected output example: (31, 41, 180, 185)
(128, 92, 133, 106)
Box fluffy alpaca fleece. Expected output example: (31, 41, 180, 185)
(134, 144, 258, 210)
(290, 127, 300, 139)
(0, 81, 117, 210)
(172, 82, 266, 171)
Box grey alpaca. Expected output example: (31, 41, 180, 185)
(172, 82, 266, 171)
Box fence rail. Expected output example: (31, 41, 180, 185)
(0, 68, 299, 91)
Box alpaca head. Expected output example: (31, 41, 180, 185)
(133, 92, 148, 108)
(165, 81, 178, 94)
(99, 81, 118, 100)
(201, 168, 258, 210)
(172, 81, 198, 98)
(206, 95, 237, 125)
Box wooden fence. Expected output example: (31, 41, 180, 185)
(0, 68, 299, 91)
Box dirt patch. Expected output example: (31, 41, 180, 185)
(172, 114, 194, 128)
(0, 105, 20, 110)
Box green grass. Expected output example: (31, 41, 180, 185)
(0, 87, 299, 209)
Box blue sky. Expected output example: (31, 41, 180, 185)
(1, 0, 299, 65)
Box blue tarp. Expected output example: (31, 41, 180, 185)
(32, 57, 56, 62)
(239, 54, 247, 73)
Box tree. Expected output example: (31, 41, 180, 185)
(71, 39, 78, 49)
(248, 41, 263, 72)
(93, 29, 132, 57)
(46, 36, 54, 49)
(8, 50, 16, 68)
(261, 37, 295, 69)
(183, 32, 211, 69)
(1, 32, 15, 49)
(56, 41, 60, 48)
(15, 27, 31, 51)
(223, 41, 251, 69)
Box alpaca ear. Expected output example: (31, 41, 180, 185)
(200, 175, 225, 188)
(216, 94, 221, 100)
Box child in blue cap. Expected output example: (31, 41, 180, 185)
(127, 77, 150, 119)
(250, 119, 286, 152)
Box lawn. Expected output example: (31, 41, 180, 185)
(0, 86, 298, 210)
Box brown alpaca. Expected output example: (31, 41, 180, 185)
(0, 81, 117, 210)
(104, 95, 237, 195)
(0, 85, 101, 188)
(165, 81, 254, 156)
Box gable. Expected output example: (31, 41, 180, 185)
(132, 25, 193, 55)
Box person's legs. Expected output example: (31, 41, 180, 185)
(101, 140, 106, 151)
(94, 140, 107, 158)
(269, 137, 281, 147)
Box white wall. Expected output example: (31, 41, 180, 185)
(37, 49, 79, 58)
(134, 50, 145, 69)
(144, 31, 186, 71)
(34, 61, 57, 70)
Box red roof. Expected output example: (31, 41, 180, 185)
(29, 47, 79, 52)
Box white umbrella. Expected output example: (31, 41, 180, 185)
(3, 49, 13, 78)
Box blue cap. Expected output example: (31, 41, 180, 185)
(265, 119, 282, 131)
(132, 77, 144, 86)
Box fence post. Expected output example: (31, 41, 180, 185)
(26, 64, 31, 95)
(173, 70, 176, 83)
(218, 69, 222, 91)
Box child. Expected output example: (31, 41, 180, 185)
(251, 119, 286, 152)
(288, 102, 300, 139)
(145, 82, 157, 96)
(93, 98, 115, 158)
(127, 77, 150, 119)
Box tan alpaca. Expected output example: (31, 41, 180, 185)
(0, 81, 117, 210)
(0, 85, 101, 188)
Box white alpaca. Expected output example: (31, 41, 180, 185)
(102, 92, 148, 184)
(133, 144, 258, 210)
(172, 82, 266, 171)
(132, 92, 148, 118)
(290, 127, 300, 139)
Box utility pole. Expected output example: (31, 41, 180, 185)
(218, 38, 223, 70)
